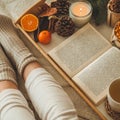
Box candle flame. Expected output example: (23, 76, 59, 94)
(80, 8, 82, 12)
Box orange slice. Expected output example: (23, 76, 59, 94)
(20, 14, 39, 32)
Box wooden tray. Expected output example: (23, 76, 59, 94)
(14, 0, 114, 119)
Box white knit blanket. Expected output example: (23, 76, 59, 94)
(0, 0, 100, 120)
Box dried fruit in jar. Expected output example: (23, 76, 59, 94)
(109, 0, 120, 13)
(114, 21, 120, 41)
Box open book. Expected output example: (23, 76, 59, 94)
(48, 23, 120, 105)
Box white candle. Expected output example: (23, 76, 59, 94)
(69, 1, 92, 27)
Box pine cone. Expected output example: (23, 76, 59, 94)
(109, 0, 120, 13)
(55, 16, 75, 37)
(57, 0, 67, 2)
(51, 0, 71, 16)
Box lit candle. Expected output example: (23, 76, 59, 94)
(69, 1, 92, 27)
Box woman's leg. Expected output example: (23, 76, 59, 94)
(0, 45, 36, 120)
(24, 62, 79, 120)
(0, 15, 79, 120)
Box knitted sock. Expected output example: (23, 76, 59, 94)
(0, 45, 17, 84)
(0, 15, 38, 77)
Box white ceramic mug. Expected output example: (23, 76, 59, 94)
(107, 78, 120, 112)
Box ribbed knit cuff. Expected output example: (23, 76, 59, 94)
(18, 55, 38, 77)
(0, 44, 17, 85)
(0, 67, 17, 85)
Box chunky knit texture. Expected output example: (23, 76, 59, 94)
(0, 15, 38, 77)
(0, 45, 17, 84)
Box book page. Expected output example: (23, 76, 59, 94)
(1, 0, 55, 22)
(1, 0, 39, 21)
(49, 23, 112, 77)
(73, 47, 120, 105)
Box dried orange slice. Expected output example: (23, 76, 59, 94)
(20, 14, 39, 32)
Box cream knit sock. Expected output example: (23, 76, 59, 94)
(0, 45, 17, 84)
(0, 15, 38, 77)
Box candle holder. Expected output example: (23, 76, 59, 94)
(69, 0, 92, 28)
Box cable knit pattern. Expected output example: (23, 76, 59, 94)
(0, 45, 17, 84)
(0, 15, 38, 76)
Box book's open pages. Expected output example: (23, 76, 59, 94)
(73, 47, 120, 104)
(49, 24, 112, 77)
(48, 23, 120, 104)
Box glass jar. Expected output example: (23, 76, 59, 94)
(69, 0, 92, 28)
